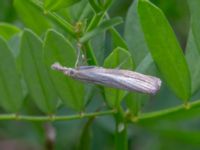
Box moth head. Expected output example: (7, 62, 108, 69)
(64, 68, 77, 76)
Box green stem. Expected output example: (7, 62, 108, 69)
(114, 107, 128, 150)
(0, 110, 116, 122)
(86, 11, 106, 32)
(128, 100, 200, 123)
(83, 42, 98, 65)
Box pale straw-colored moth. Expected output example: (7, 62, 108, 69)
(51, 62, 162, 95)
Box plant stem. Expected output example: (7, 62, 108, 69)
(114, 107, 128, 150)
(83, 42, 98, 65)
(128, 100, 200, 123)
(0, 110, 116, 122)
(1, 100, 200, 123)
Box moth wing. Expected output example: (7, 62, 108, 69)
(77, 66, 98, 70)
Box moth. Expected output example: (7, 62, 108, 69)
(51, 62, 162, 95)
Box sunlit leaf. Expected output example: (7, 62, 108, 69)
(138, 0, 191, 101)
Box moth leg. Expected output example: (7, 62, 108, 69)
(75, 42, 83, 68)
(75, 42, 90, 67)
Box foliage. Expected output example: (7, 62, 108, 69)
(0, 0, 199, 149)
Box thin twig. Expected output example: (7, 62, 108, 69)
(0, 110, 116, 122)
(128, 100, 200, 123)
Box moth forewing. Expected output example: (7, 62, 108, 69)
(51, 63, 162, 95)
(75, 68, 161, 94)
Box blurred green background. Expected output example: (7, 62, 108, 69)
(0, 0, 190, 47)
(0, 0, 198, 150)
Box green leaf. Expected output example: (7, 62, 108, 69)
(138, 0, 191, 101)
(110, 27, 142, 114)
(125, 93, 142, 116)
(103, 0, 113, 11)
(86, 12, 105, 32)
(80, 17, 123, 43)
(44, 0, 81, 11)
(0, 23, 21, 40)
(8, 33, 22, 58)
(91, 32, 105, 65)
(89, 0, 112, 12)
(186, 30, 200, 95)
(20, 29, 58, 114)
(14, 0, 51, 35)
(124, 27, 158, 116)
(78, 118, 94, 150)
(8, 34, 23, 80)
(136, 53, 157, 75)
(88, 0, 101, 13)
(0, 37, 23, 112)
(157, 129, 200, 146)
(126, 54, 155, 116)
(66, 0, 92, 22)
(110, 28, 129, 50)
(104, 47, 133, 107)
(124, 0, 149, 66)
(44, 29, 85, 111)
(187, 0, 200, 54)
(124, 0, 155, 115)
(28, 0, 75, 37)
